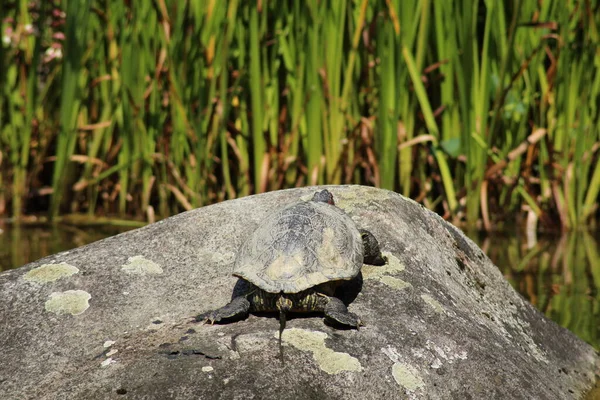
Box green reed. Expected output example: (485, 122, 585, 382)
(0, 1, 598, 229)
(49, 0, 89, 218)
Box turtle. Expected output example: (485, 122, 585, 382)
(196, 189, 386, 346)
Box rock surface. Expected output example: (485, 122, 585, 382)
(0, 185, 597, 399)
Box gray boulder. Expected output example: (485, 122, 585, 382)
(0, 186, 597, 399)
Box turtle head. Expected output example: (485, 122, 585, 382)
(311, 190, 335, 205)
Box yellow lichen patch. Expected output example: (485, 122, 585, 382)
(380, 276, 412, 290)
(362, 252, 404, 278)
(334, 187, 394, 213)
(299, 193, 314, 202)
(391, 363, 425, 391)
(24, 263, 79, 284)
(121, 255, 163, 276)
(421, 294, 444, 314)
(45, 290, 91, 316)
(362, 253, 410, 290)
(279, 328, 362, 374)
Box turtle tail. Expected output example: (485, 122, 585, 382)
(276, 296, 293, 363)
(278, 308, 286, 350)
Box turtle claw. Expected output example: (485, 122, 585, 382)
(195, 296, 251, 325)
(328, 311, 362, 328)
(195, 312, 220, 325)
(324, 297, 363, 329)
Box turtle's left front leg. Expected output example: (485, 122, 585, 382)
(196, 296, 251, 324)
(323, 296, 363, 328)
(360, 229, 387, 266)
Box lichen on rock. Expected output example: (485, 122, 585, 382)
(44, 290, 91, 315)
(391, 362, 425, 391)
(0, 185, 597, 399)
(421, 294, 445, 314)
(23, 263, 79, 284)
(279, 328, 362, 374)
(362, 252, 411, 290)
(120, 255, 163, 276)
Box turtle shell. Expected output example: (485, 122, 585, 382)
(233, 200, 364, 293)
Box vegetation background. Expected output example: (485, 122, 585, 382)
(2, 0, 600, 350)
(1, 0, 599, 231)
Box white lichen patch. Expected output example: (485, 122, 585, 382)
(421, 294, 444, 314)
(100, 358, 115, 368)
(430, 358, 443, 369)
(120, 255, 163, 275)
(279, 328, 362, 374)
(406, 339, 469, 372)
(392, 363, 425, 391)
(362, 253, 410, 290)
(202, 366, 214, 372)
(45, 290, 91, 315)
(24, 263, 79, 283)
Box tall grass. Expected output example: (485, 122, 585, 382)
(0, 0, 598, 230)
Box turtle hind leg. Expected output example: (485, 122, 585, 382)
(360, 229, 387, 266)
(196, 296, 251, 324)
(324, 297, 363, 328)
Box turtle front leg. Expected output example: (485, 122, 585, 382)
(195, 296, 251, 324)
(324, 297, 363, 328)
(360, 229, 387, 266)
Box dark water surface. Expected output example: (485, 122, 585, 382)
(0, 224, 135, 272)
(469, 230, 600, 351)
(1, 223, 599, 350)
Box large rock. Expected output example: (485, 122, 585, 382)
(0, 186, 597, 399)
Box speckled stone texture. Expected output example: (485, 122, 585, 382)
(0, 186, 597, 399)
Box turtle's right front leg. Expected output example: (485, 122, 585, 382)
(360, 229, 387, 266)
(195, 296, 251, 324)
(323, 297, 363, 328)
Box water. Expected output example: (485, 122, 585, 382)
(470, 230, 600, 350)
(0, 224, 135, 271)
(1, 223, 599, 350)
